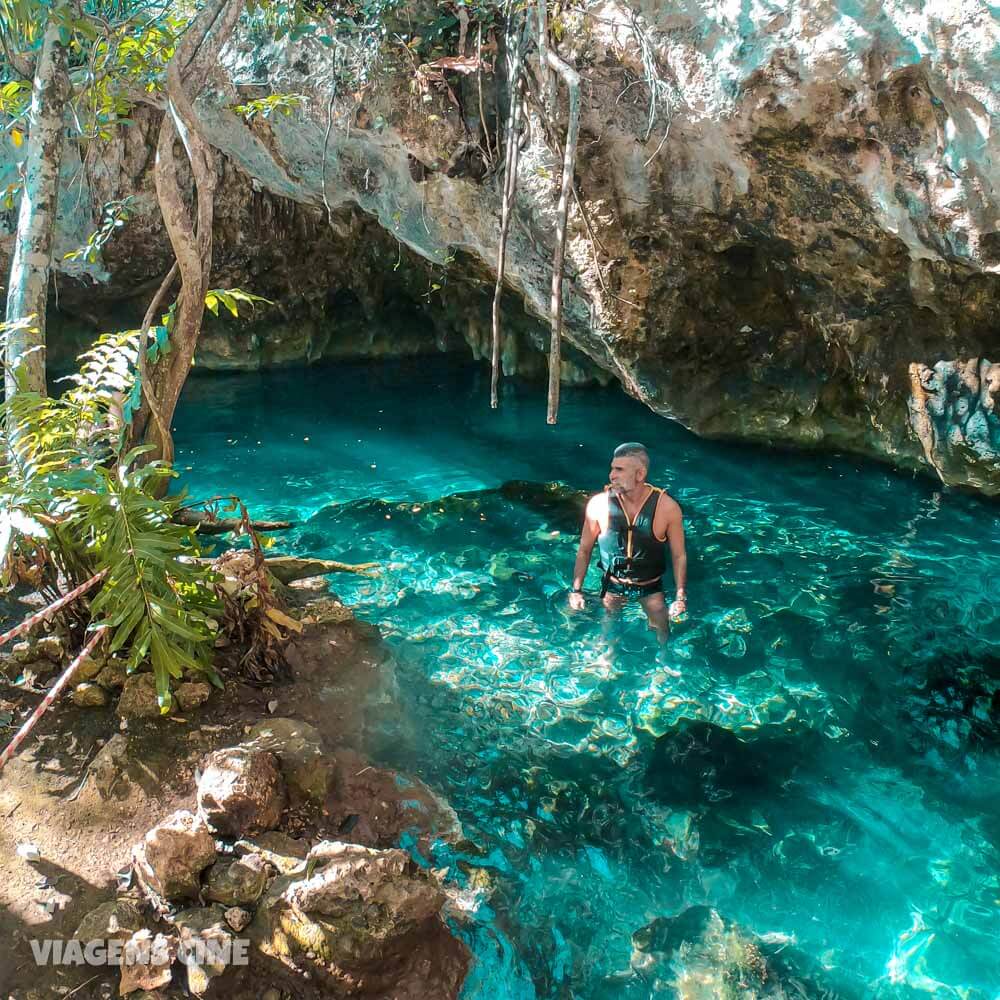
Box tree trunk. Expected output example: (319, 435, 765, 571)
(3, 14, 69, 402)
(128, 0, 245, 468)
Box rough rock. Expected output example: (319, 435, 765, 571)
(35, 635, 63, 661)
(71, 682, 109, 708)
(96, 658, 128, 690)
(132, 810, 217, 900)
(174, 681, 212, 712)
(118, 673, 162, 719)
(249, 841, 469, 995)
(197, 747, 286, 836)
(245, 717, 333, 803)
(172, 905, 235, 995)
(13, 1, 1000, 493)
(10, 641, 33, 664)
(74, 899, 145, 942)
(89, 733, 130, 799)
(118, 930, 176, 995)
(73, 650, 105, 682)
(325, 748, 463, 851)
(235, 831, 309, 875)
(224, 907, 251, 933)
(204, 854, 268, 906)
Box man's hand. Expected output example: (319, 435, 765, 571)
(669, 594, 687, 620)
(568, 590, 585, 610)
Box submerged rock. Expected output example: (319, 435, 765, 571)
(631, 906, 859, 998)
(645, 720, 823, 809)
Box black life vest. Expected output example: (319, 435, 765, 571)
(597, 485, 667, 582)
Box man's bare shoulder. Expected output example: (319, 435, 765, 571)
(585, 491, 609, 520)
(655, 490, 683, 518)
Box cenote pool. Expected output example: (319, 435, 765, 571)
(175, 356, 1000, 999)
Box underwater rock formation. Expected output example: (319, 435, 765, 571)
(3, 1, 1000, 492)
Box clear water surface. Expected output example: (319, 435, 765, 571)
(175, 357, 1000, 1000)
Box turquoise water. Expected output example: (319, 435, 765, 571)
(175, 357, 1000, 999)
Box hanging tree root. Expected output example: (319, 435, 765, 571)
(490, 20, 526, 409)
(544, 43, 581, 425)
(130, 0, 247, 471)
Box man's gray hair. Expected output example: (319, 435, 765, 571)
(613, 442, 650, 469)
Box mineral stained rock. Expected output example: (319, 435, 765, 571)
(3, 0, 999, 492)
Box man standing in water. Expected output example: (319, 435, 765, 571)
(568, 443, 687, 639)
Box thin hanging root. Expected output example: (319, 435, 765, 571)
(491, 36, 525, 409)
(544, 47, 581, 425)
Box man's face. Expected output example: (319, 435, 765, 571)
(609, 456, 646, 493)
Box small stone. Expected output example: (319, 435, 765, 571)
(198, 747, 286, 837)
(72, 682, 109, 708)
(11, 641, 33, 664)
(118, 673, 163, 719)
(204, 854, 267, 906)
(175, 681, 211, 712)
(224, 907, 251, 932)
(91, 733, 129, 799)
(16, 843, 40, 861)
(74, 651, 104, 682)
(96, 658, 128, 690)
(35, 635, 64, 661)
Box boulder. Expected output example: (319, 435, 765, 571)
(197, 747, 286, 836)
(246, 717, 333, 803)
(133, 810, 217, 900)
(72, 682, 108, 708)
(118, 673, 162, 719)
(324, 748, 463, 851)
(251, 841, 449, 956)
(175, 681, 212, 712)
(204, 854, 268, 906)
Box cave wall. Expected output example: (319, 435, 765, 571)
(2, 0, 999, 492)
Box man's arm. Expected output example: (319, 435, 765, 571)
(569, 496, 602, 607)
(654, 495, 688, 614)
